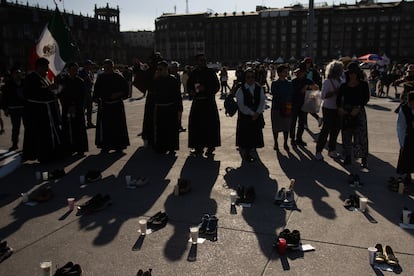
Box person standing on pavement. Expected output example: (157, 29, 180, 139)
(315, 60, 344, 160)
(59, 62, 88, 156)
(152, 61, 182, 154)
(271, 64, 294, 152)
(1, 67, 25, 151)
(337, 62, 370, 168)
(186, 53, 221, 156)
(290, 62, 319, 147)
(78, 59, 96, 129)
(169, 61, 186, 133)
(396, 91, 414, 186)
(22, 57, 63, 162)
(93, 59, 130, 153)
(236, 68, 266, 162)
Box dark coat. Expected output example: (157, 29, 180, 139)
(93, 72, 130, 150)
(186, 67, 221, 149)
(22, 72, 63, 162)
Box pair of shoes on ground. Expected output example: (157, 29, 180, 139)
(348, 173, 363, 187)
(126, 176, 150, 189)
(190, 147, 215, 157)
(175, 178, 191, 195)
(136, 268, 152, 276)
(77, 193, 111, 214)
(85, 170, 102, 183)
(147, 211, 168, 230)
(273, 229, 301, 249)
(28, 184, 54, 203)
(387, 177, 408, 193)
(374, 244, 399, 267)
(344, 194, 360, 210)
(199, 214, 218, 238)
(0, 241, 13, 263)
(236, 185, 256, 205)
(274, 187, 295, 208)
(54, 262, 82, 275)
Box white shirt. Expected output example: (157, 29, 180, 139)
(321, 78, 342, 109)
(236, 83, 265, 115)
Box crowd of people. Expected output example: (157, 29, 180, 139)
(0, 53, 413, 186)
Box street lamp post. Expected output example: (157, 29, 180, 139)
(306, 0, 315, 59)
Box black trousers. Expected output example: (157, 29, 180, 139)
(9, 107, 24, 146)
(290, 109, 306, 141)
(316, 107, 340, 152)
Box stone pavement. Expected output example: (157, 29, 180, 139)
(0, 75, 413, 275)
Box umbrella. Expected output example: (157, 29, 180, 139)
(358, 54, 382, 63)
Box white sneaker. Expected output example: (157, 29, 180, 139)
(328, 151, 340, 158)
(315, 152, 323, 160)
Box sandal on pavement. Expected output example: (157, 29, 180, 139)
(385, 245, 399, 267)
(374, 244, 386, 264)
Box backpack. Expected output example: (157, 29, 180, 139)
(224, 94, 238, 117)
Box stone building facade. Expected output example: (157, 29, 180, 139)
(0, 0, 154, 72)
(155, 0, 414, 65)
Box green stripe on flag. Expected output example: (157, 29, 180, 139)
(48, 8, 77, 62)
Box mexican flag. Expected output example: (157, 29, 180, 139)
(31, 8, 77, 78)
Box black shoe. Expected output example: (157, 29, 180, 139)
(8, 145, 18, 151)
(274, 188, 286, 205)
(287, 230, 301, 249)
(283, 142, 290, 152)
(205, 215, 218, 235)
(179, 126, 186, 132)
(0, 246, 13, 263)
(77, 194, 103, 213)
(148, 211, 168, 230)
(54, 261, 74, 275)
(290, 140, 297, 147)
(199, 214, 210, 234)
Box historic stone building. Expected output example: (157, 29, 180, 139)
(155, 0, 414, 65)
(0, 0, 154, 72)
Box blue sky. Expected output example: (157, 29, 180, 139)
(24, 0, 390, 31)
